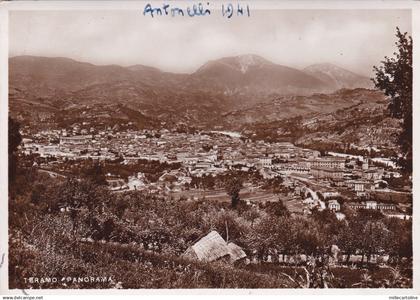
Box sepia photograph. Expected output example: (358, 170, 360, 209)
(1, 0, 417, 294)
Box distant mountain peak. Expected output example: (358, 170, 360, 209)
(304, 62, 356, 74)
(303, 63, 372, 90)
(128, 64, 163, 73)
(195, 54, 272, 75)
(235, 54, 271, 73)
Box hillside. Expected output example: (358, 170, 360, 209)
(9, 55, 394, 146)
(222, 88, 384, 127)
(240, 89, 399, 150)
(9, 56, 140, 97)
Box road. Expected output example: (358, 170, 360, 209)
(38, 168, 67, 178)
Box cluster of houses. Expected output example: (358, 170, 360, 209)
(293, 178, 409, 220)
(19, 125, 411, 220)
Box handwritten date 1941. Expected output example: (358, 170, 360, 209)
(221, 3, 250, 18)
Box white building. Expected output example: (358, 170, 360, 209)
(306, 157, 346, 169)
(259, 157, 272, 168)
(328, 200, 341, 211)
(127, 176, 146, 190)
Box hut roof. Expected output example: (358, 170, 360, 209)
(183, 231, 247, 263)
(190, 231, 230, 262)
(227, 242, 247, 262)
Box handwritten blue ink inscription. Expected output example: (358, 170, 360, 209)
(143, 2, 250, 18)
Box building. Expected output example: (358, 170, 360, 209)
(365, 200, 377, 209)
(377, 202, 396, 210)
(60, 135, 92, 145)
(348, 200, 396, 211)
(382, 211, 412, 220)
(195, 162, 213, 169)
(354, 181, 365, 192)
(322, 191, 340, 199)
(276, 164, 310, 175)
(363, 169, 383, 181)
(328, 200, 341, 211)
(37, 145, 60, 157)
(306, 157, 346, 169)
(362, 158, 369, 170)
(311, 167, 344, 180)
(259, 157, 272, 168)
(348, 202, 367, 210)
(127, 176, 146, 190)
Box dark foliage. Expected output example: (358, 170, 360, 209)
(9, 117, 22, 184)
(225, 177, 243, 208)
(373, 27, 412, 173)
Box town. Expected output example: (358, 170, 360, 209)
(19, 121, 412, 222)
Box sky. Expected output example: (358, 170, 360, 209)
(9, 8, 411, 76)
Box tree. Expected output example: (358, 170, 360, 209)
(213, 210, 245, 242)
(384, 218, 412, 263)
(263, 176, 286, 194)
(357, 208, 384, 222)
(252, 215, 295, 261)
(225, 177, 243, 208)
(202, 174, 215, 189)
(359, 221, 388, 263)
(337, 219, 364, 263)
(102, 218, 116, 240)
(373, 27, 412, 173)
(30, 183, 46, 205)
(82, 162, 108, 186)
(243, 206, 260, 227)
(266, 199, 290, 217)
(311, 209, 342, 236)
(295, 219, 329, 258)
(52, 177, 110, 211)
(9, 117, 22, 184)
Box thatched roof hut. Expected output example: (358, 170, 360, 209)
(183, 231, 246, 263)
(227, 242, 247, 263)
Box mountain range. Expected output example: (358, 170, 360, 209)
(10, 54, 372, 98)
(9, 54, 392, 148)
